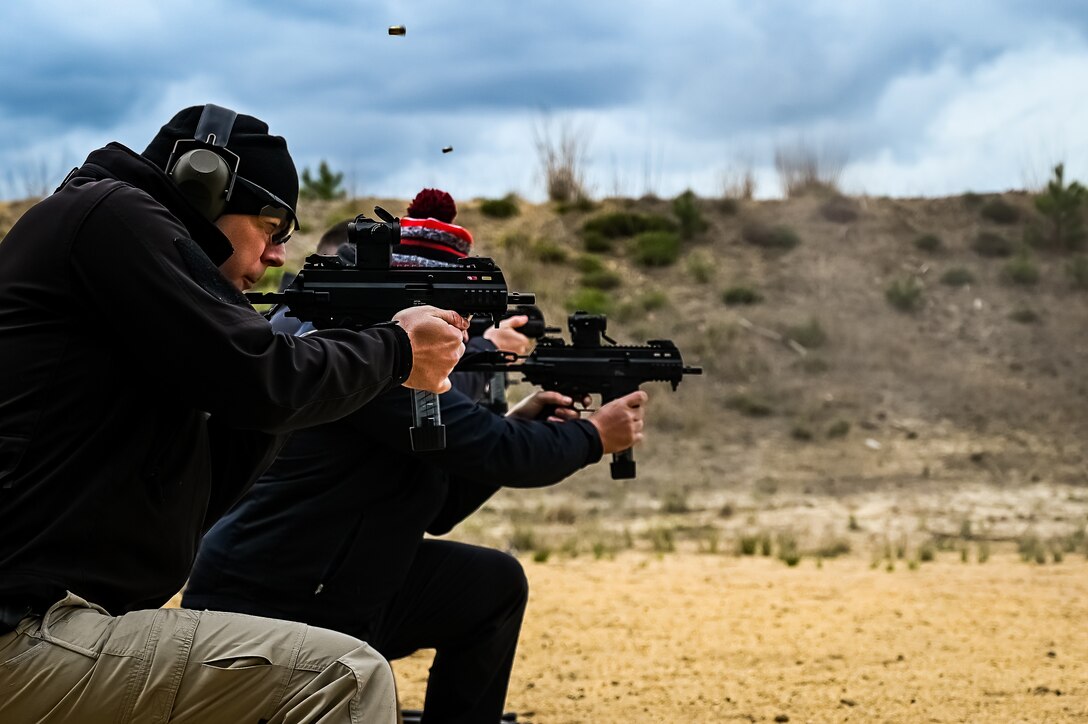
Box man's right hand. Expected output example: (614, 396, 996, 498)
(588, 390, 648, 454)
(393, 306, 468, 393)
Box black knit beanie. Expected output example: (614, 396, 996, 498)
(141, 105, 299, 222)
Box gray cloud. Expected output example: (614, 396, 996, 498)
(2, 1, 1087, 200)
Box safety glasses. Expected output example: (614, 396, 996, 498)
(258, 205, 295, 245)
(235, 175, 299, 245)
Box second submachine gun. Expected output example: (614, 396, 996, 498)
(463, 311, 702, 479)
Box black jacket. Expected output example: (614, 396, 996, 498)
(183, 383, 602, 630)
(0, 143, 413, 614)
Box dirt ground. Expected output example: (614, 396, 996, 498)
(393, 553, 1088, 723)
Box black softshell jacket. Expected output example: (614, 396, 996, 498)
(184, 384, 602, 631)
(0, 143, 412, 613)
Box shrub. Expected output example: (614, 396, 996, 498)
(1068, 256, 1088, 289)
(791, 426, 813, 441)
(774, 139, 845, 197)
(555, 196, 596, 214)
(661, 490, 690, 514)
(565, 288, 612, 314)
(300, 160, 346, 201)
(638, 290, 668, 310)
(534, 117, 587, 202)
(940, 267, 975, 287)
(722, 287, 763, 305)
(575, 254, 604, 273)
(647, 527, 675, 553)
(785, 318, 827, 348)
(718, 197, 740, 215)
(726, 394, 773, 417)
(885, 277, 924, 312)
(532, 548, 551, 563)
(979, 198, 1020, 224)
(686, 251, 715, 283)
(672, 189, 709, 238)
(1004, 255, 1040, 285)
(582, 230, 613, 253)
(582, 267, 623, 290)
(1033, 163, 1086, 251)
(530, 239, 569, 264)
(583, 212, 676, 239)
(743, 222, 800, 251)
(1009, 307, 1040, 324)
(962, 192, 982, 207)
(972, 232, 1014, 257)
(479, 194, 520, 219)
(737, 535, 759, 556)
(498, 231, 530, 250)
(632, 231, 682, 266)
(827, 420, 850, 438)
(820, 195, 860, 223)
(914, 234, 943, 252)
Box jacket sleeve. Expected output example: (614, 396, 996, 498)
(68, 184, 413, 434)
(351, 386, 604, 489)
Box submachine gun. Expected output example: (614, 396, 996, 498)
(247, 207, 535, 451)
(461, 311, 702, 479)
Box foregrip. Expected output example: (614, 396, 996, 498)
(409, 390, 446, 451)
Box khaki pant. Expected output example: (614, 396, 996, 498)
(0, 592, 397, 723)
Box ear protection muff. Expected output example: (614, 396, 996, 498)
(165, 104, 240, 221)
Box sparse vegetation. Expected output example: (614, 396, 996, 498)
(827, 420, 850, 438)
(774, 139, 846, 197)
(1009, 307, 1041, 324)
(530, 239, 569, 264)
(565, 288, 613, 314)
(743, 222, 800, 251)
(534, 116, 588, 203)
(583, 211, 676, 239)
(979, 198, 1020, 224)
(785, 318, 827, 348)
(1003, 255, 1040, 286)
(581, 267, 623, 290)
(790, 426, 813, 442)
(1032, 163, 1086, 251)
(885, 277, 924, 312)
(914, 234, 943, 252)
(1068, 256, 1088, 289)
(300, 160, 346, 201)
(972, 232, 1014, 257)
(685, 251, 715, 283)
(726, 395, 773, 417)
(479, 193, 520, 219)
(722, 286, 763, 305)
(820, 195, 860, 223)
(632, 230, 682, 267)
(940, 267, 975, 287)
(661, 490, 690, 514)
(672, 189, 709, 239)
(582, 230, 613, 253)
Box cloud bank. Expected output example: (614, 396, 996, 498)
(1, 0, 1087, 200)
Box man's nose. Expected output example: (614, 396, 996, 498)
(262, 241, 287, 267)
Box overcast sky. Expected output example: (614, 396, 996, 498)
(2, 1, 1087, 202)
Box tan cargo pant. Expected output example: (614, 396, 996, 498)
(0, 592, 397, 723)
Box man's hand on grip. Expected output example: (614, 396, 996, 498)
(588, 390, 648, 454)
(394, 306, 468, 393)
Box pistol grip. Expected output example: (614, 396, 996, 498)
(610, 448, 636, 479)
(409, 390, 446, 451)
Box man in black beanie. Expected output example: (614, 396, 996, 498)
(0, 104, 469, 723)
